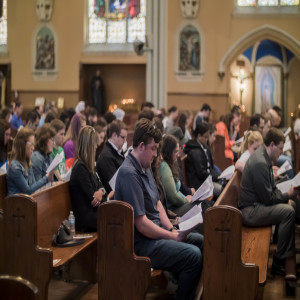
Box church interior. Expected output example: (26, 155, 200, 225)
(1, 0, 300, 299)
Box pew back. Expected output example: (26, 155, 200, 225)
(211, 135, 232, 172)
(0, 173, 7, 209)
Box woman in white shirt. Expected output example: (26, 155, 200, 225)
(235, 130, 263, 173)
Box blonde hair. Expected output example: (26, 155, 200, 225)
(10, 127, 34, 171)
(74, 126, 98, 173)
(239, 130, 263, 156)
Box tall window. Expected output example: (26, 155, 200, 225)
(237, 0, 299, 6)
(0, 0, 7, 46)
(88, 0, 146, 44)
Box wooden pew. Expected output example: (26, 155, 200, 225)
(203, 171, 271, 300)
(211, 134, 233, 172)
(98, 200, 151, 300)
(294, 138, 300, 174)
(1, 182, 97, 300)
(0, 173, 7, 209)
(180, 154, 188, 186)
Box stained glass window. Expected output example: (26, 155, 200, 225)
(0, 0, 7, 46)
(88, 0, 146, 45)
(237, 0, 299, 5)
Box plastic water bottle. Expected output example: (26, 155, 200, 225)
(68, 211, 75, 238)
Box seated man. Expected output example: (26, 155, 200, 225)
(25, 111, 40, 132)
(96, 120, 127, 194)
(249, 113, 265, 135)
(238, 128, 298, 282)
(115, 119, 203, 300)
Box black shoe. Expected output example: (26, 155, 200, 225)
(271, 261, 286, 276)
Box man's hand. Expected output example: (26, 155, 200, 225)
(288, 185, 297, 198)
(172, 229, 188, 242)
(185, 195, 193, 203)
(191, 188, 195, 196)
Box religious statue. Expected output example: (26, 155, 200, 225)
(36, 0, 54, 22)
(91, 69, 105, 116)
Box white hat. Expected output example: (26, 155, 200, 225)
(75, 101, 85, 113)
(113, 108, 125, 121)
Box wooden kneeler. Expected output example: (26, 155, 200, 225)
(203, 205, 259, 300)
(98, 200, 151, 300)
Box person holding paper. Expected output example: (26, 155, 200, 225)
(50, 119, 67, 181)
(115, 119, 203, 300)
(7, 128, 54, 195)
(31, 124, 56, 181)
(239, 128, 298, 284)
(70, 126, 108, 232)
(0, 119, 11, 168)
(235, 130, 263, 173)
(185, 123, 222, 198)
(159, 134, 195, 216)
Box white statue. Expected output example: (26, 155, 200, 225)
(36, 0, 54, 22)
(180, 0, 199, 19)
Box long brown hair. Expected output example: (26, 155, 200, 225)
(161, 134, 179, 181)
(74, 126, 98, 173)
(35, 124, 56, 155)
(10, 127, 34, 171)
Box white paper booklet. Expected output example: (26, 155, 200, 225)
(218, 165, 235, 180)
(47, 152, 64, 173)
(284, 127, 291, 137)
(0, 162, 7, 175)
(276, 172, 300, 194)
(192, 175, 213, 202)
(178, 205, 203, 232)
(277, 160, 292, 176)
(283, 140, 292, 153)
(61, 167, 72, 181)
(235, 136, 244, 145)
(109, 168, 120, 191)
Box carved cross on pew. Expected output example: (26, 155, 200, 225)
(12, 208, 25, 237)
(215, 221, 230, 253)
(108, 217, 122, 248)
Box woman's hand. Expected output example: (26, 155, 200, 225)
(46, 170, 55, 182)
(108, 190, 114, 200)
(185, 195, 193, 203)
(91, 189, 104, 207)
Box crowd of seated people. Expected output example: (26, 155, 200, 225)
(1, 98, 300, 298)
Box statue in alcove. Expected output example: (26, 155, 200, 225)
(91, 69, 105, 116)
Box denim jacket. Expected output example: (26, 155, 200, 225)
(7, 160, 48, 195)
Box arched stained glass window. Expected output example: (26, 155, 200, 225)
(0, 0, 7, 46)
(237, 0, 299, 6)
(88, 0, 146, 45)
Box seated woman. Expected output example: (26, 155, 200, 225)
(70, 126, 107, 232)
(31, 124, 56, 181)
(235, 130, 263, 173)
(158, 134, 194, 216)
(185, 123, 222, 197)
(63, 113, 86, 159)
(7, 128, 54, 195)
(0, 119, 11, 168)
(216, 113, 235, 163)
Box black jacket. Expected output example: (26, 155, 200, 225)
(96, 141, 125, 193)
(184, 139, 219, 189)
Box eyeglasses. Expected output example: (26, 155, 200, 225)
(118, 134, 127, 140)
(26, 141, 34, 148)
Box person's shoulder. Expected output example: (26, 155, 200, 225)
(31, 151, 43, 161)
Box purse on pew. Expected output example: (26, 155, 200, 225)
(52, 220, 85, 248)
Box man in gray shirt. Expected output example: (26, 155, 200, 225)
(239, 128, 298, 281)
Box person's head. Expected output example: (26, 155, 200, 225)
(261, 112, 271, 138)
(97, 116, 108, 135)
(25, 111, 40, 132)
(64, 113, 84, 144)
(194, 122, 210, 146)
(14, 101, 23, 116)
(168, 106, 178, 120)
(10, 127, 35, 170)
(138, 108, 155, 121)
(35, 123, 56, 155)
(44, 111, 57, 124)
(113, 108, 125, 121)
(0, 107, 11, 123)
(132, 118, 162, 169)
(264, 128, 285, 163)
(222, 113, 234, 132)
(94, 125, 106, 147)
(268, 108, 281, 128)
(201, 104, 211, 119)
(232, 107, 241, 126)
(240, 130, 263, 155)
(50, 119, 66, 148)
(75, 126, 98, 173)
(167, 126, 187, 149)
(108, 120, 128, 151)
(103, 111, 116, 124)
(88, 107, 98, 126)
(208, 123, 217, 146)
(162, 134, 180, 180)
(152, 116, 164, 134)
(34, 105, 44, 117)
(177, 112, 187, 134)
(250, 114, 265, 134)
(141, 101, 155, 111)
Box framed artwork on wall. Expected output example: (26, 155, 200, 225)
(254, 65, 282, 113)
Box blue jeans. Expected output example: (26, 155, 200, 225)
(135, 232, 203, 300)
